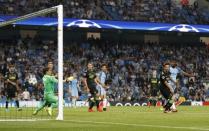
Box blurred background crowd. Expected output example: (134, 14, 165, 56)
(0, 37, 208, 102)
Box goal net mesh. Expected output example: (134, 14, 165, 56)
(0, 5, 63, 121)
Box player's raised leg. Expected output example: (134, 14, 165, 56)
(33, 101, 47, 115)
(46, 94, 58, 116)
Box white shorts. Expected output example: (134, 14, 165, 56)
(96, 84, 106, 96)
(169, 82, 176, 94)
(71, 88, 78, 97)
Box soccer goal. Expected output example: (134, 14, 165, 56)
(0, 5, 63, 121)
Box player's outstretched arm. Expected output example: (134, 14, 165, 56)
(95, 77, 107, 88)
(182, 71, 194, 77)
(82, 77, 89, 92)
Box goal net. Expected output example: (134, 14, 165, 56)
(0, 5, 63, 121)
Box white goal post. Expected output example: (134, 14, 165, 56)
(0, 5, 64, 120)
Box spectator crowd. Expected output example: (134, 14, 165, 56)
(0, 37, 209, 102)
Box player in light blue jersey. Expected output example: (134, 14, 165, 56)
(96, 64, 109, 111)
(169, 60, 194, 111)
(67, 73, 79, 108)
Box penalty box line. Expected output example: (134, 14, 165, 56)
(0, 119, 51, 122)
(65, 120, 209, 131)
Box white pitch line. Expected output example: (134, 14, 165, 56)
(0, 118, 51, 122)
(0, 119, 36, 122)
(65, 120, 209, 131)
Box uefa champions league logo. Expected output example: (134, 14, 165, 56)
(168, 24, 199, 32)
(66, 19, 101, 28)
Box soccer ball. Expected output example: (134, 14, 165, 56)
(168, 24, 199, 32)
(66, 19, 101, 28)
(28, 77, 37, 85)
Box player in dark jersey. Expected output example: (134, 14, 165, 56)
(159, 62, 174, 113)
(4, 64, 22, 111)
(83, 63, 103, 112)
(148, 70, 159, 107)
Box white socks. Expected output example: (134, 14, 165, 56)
(72, 98, 76, 108)
(103, 98, 107, 109)
(171, 103, 176, 110)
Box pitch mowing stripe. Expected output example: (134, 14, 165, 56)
(109, 111, 209, 115)
(65, 120, 209, 131)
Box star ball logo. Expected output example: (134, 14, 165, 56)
(168, 24, 199, 32)
(67, 19, 101, 28)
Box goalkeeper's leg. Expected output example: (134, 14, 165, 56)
(46, 95, 58, 116)
(48, 95, 58, 108)
(33, 100, 47, 115)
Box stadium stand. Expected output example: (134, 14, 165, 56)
(0, 37, 208, 102)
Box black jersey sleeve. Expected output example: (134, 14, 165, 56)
(82, 70, 87, 78)
(15, 73, 18, 80)
(4, 72, 9, 80)
(160, 73, 166, 81)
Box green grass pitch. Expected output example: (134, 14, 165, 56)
(0, 106, 209, 131)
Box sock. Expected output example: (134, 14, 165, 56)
(95, 96, 101, 108)
(89, 101, 95, 109)
(153, 99, 157, 106)
(165, 99, 173, 110)
(89, 98, 95, 109)
(103, 98, 107, 109)
(15, 100, 20, 108)
(6, 101, 9, 109)
(72, 98, 76, 108)
(171, 103, 176, 110)
(96, 100, 100, 108)
(162, 99, 167, 108)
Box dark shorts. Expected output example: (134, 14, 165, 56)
(6, 92, 17, 99)
(5, 87, 17, 99)
(88, 84, 98, 96)
(151, 88, 159, 97)
(159, 85, 172, 100)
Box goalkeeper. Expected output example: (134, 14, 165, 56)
(33, 67, 58, 116)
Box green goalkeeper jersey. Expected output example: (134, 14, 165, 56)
(43, 75, 58, 96)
